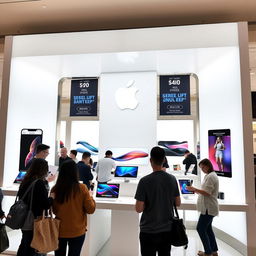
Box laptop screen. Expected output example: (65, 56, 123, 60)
(178, 179, 194, 194)
(96, 183, 120, 198)
(114, 166, 138, 178)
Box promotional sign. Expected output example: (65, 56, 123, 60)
(70, 78, 98, 116)
(159, 75, 190, 115)
(208, 129, 232, 178)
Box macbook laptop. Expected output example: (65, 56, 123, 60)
(96, 183, 120, 201)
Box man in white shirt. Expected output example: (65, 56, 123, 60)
(95, 150, 116, 183)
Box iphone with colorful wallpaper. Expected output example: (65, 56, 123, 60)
(19, 129, 43, 172)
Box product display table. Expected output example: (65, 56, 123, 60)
(1, 187, 248, 256)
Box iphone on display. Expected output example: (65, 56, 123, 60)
(18, 129, 43, 172)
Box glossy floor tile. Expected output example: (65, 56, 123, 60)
(97, 230, 244, 256)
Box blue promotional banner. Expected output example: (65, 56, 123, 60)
(70, 78, 98, 116)
(159, 75, 190, 115)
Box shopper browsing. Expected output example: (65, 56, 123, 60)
(183, 150, 198, 175)
(51, 160, 96, 256)
(59, 147, 71, 167)
(187, 158, 219, 256)
(135, 146, 181, 256)
(95, 150, 116, 183)
(17, 159, 52, 256)
(77, 152, 94, 189)
(69, 150, 79, 163)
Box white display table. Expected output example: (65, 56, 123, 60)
(1, 184, 248, 256)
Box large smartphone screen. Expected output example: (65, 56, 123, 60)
(18, 129, 43, 172)
(208, 129, 232, 178)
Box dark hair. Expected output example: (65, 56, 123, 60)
(21, 158, 48, 188)
(52, 160, 80, 204)
(199, 158, 214, 173)
(184, 150, 190, 154)
(36, 144, 50, 154)
(105, 150, 113, 156)
(150, 146, 165, 166)
(82, 151, 91, 159)
(70, 150, 77, 157)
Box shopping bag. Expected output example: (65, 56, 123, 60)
(31, 210, 60, 253)
(0, 223, 9, 252)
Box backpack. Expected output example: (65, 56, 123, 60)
(5, 180, 37, 230)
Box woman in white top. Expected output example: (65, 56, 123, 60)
(187, 158, 219, 256)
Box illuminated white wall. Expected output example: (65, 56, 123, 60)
(157, 120, 195, 169)
(4, 56, 60, 186)
(4, 23, 247, 245)
(70, 121, 99, 162)
(99, 72, 157, 175)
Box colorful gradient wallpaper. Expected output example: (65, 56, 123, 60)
(178, 180, 194, 194)
(96, 184, 120, 198)
(158, 141, 188, 156)
(115, 166, 138, 178)
(111, 148, 149, 165)
(76, 141, 99, 155)
(208, 129, 232, 178)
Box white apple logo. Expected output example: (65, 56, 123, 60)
(115, 80, 139, 110)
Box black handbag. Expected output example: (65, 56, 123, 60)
(0, 223, 9, 252)
(5, 180, 37, 230)
(170, 203, 188, 247)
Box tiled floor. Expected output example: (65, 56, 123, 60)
(97, 230, 244, 256)
(0, 230, 244, 256)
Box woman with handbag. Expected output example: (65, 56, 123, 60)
(187, 158, 219, 256)
(51, 160, 96, 256)
(16, 158, 52, 256)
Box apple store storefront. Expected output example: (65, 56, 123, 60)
(0, 22, 255, 255)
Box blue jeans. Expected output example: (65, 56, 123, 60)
(197, 213, 218, 254)
(55, 234, 85, 256)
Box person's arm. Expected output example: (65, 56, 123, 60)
(95, 162, 99, 174)
(134, 179, 146, 213)
(175, 196, 181, 207)
(187, 186, 211, 196)
(183, 157, 188, 164)
(135, 200, 145, 213)
(82, 185, 96, 214)
(88, 168, 93, 181)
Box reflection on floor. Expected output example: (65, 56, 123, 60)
(0, 230, 244, 256)
(97, 230, 244, 256)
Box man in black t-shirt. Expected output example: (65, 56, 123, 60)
(59, 147, 71, 167)
(183, 150, 198, 175)
(135, 146, 181, 256)
(77, 152, 93, 189)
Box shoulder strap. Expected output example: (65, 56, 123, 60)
(19, 179, 38, 203)
(173, 202, 180, 219)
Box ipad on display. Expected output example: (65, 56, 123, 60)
(114, 166, 138, 178)
(178, 179, 194, 194)
(96, 183, 120, 198)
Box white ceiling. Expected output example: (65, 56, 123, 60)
(0, 0, 256, 36)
